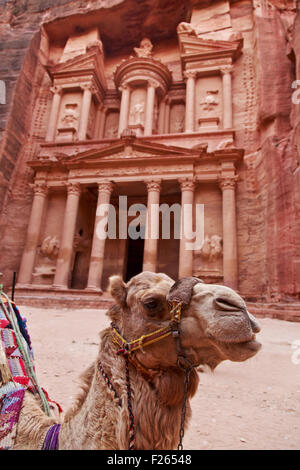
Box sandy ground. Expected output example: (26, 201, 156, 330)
(19, 305, 300, 450)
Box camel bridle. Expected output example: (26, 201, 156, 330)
(106, 276, 203, 451)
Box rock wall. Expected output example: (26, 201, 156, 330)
(0, 0, 299, 305)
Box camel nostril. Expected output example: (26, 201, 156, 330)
(248, 312, 261, 333)
(215, 297, 241, 312)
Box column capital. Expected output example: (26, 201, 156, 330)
(147, 79, 159, 89)
(118, 84, 131, 93)
(66, 181, 81, 195)
(50, 85, 63, 95)
(30, 181, 48, 196)
(81, 83, 93, 92)
(218, 175, 238, 190)
(220, 65, 234, 76)
(97, 180, 115, 195)
(178, 177, 196, 191)
(145, 179, 162, 193)
(184, 70, 197, 80)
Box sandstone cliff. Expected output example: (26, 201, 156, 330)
(0, 0, 299, 307)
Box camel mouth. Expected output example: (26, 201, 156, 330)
(238, 338, 262, 352)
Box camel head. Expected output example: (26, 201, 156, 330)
(108, 272, 261, 372)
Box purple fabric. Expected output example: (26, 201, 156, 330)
(42, 424, 61, 450)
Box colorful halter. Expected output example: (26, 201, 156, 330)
(111, 301, 183, 357)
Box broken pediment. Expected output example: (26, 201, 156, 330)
(47, 39, 106, 93)
(177, 22, 243, 65)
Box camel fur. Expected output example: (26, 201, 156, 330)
(11, 272, 261, 450)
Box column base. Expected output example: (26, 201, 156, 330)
(15, 283, 32, 289)
(52, 284, 68, 290)
(85, 286, 103, 294)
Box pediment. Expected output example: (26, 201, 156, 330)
(65, 138, 204, 167)
(177, 29, 243, 62)
(47, 43, 105, 82)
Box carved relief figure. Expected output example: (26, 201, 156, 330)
(134, 38, 153, 58)
(61, 104, 79, 128)
(40, 236, 60, 260)
(32, 236, 60, 279)
(130, 102, 145, 125)
(200, 90, 219, 113)
(199, 235, 223, 262)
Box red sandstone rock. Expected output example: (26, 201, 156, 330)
(0, 0, 299, 316)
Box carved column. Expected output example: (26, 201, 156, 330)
(78, 84, 93, 141)
(221, 66, 233, 129)
(98, 105, 107, 139)
(219, 176, 238, 290)
(17, 182, 48, 286)
(143, 180, 161, 272)
(144, 81, 157, 136)
(118, 85, 131, 136)
(184, 71, 196, 133)
(158, 99, 166, 134)
(178, 178, 195, 278)
(164, 98, 170, 134)
(46, 86, 63, 142)
(53, 183, 81, 289)
(87, 181, 114, 291)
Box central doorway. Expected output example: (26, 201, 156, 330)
(125, 235, 145, 282)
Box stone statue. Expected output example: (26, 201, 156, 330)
(199, 235, 223, 262)
(209, 235, 223, 261)
(40, 236, 60, 260)
(134, 38, 153, 58)
(130, 102, 144, 124)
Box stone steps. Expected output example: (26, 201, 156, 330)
(13, 286, 114, 310)
(247, 302, 300, 322)
(11, 287, 300, 322)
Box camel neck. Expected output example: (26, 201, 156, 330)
(49, 329, 196, 450)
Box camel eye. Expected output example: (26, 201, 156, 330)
(144, 299, 159, 310)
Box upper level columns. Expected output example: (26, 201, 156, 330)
(221, 66, 233, 129)
(78, 84, 93, 141)
(219, 175, 238, 290)
(143, 180, 161, 272)
(17, 182, 48, 286)
(87, 181, 114, 291)
(178, 177, 195, 278)
(144, 81, 157, 136)
(184, 71, 196, 133)
(53, 182, 81, 289)
(118, 85, 131, 137)
(46, 86, 62, 142)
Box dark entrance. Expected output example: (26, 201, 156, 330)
(125, 235, 145, 282)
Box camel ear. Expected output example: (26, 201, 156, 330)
(108, 275, 127, 306)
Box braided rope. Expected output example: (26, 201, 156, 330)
(98, 361, 122, 407)
(124, 355, 135, 450)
